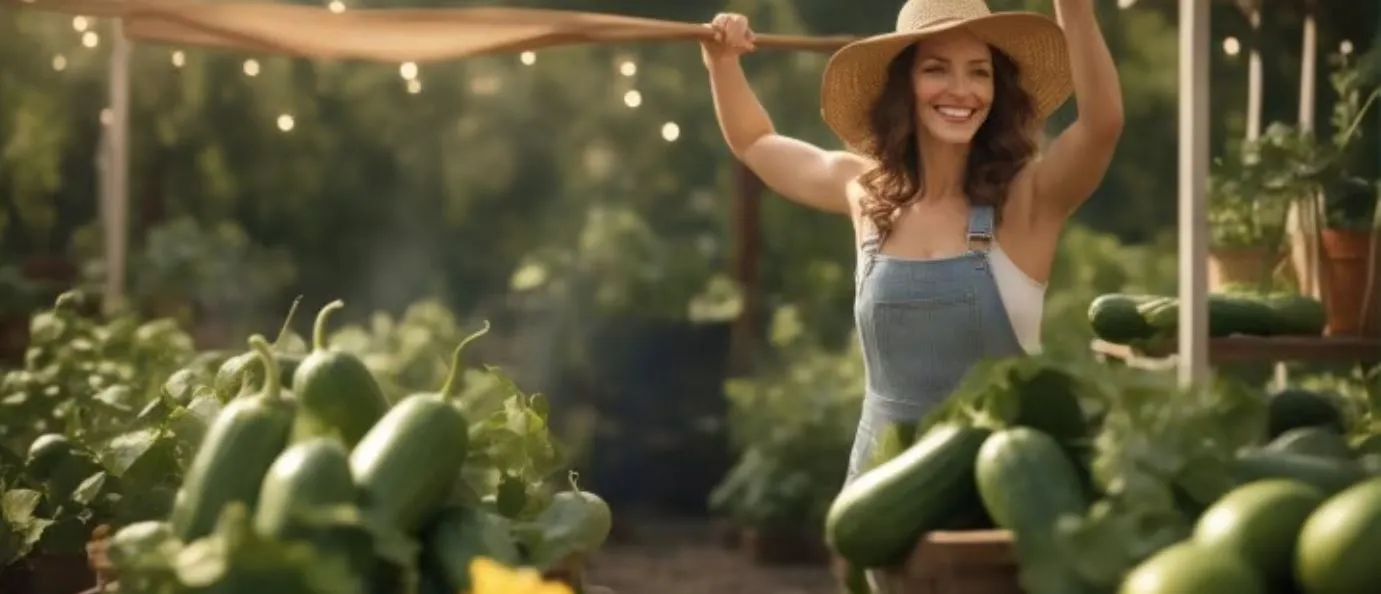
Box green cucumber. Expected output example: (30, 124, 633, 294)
(290, 299, 390, 448)
(213, 296, 305, 402)
(1192, 479, 1326, 590)
(1265, 426, 1354, 459)
(1231, 450, 1364, 496)
(825, 423, 990, 568)
(1295, 478, 1381, 594)
(974, 428, 1090, 594)
(1119, 542, 1264, 594)
(1088, 294, 1157, 343)
(974, 428, 1088, 532)
(524, 471, 614, 570)
(1266, 388, 1345, 440)
(171, 335, 294, 542)
(253, 438, 357, 539)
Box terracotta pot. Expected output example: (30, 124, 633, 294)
(1208, 247, 1281, 292)
(1319, 229, 1377, 336)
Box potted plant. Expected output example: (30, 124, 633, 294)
(1292, 50, 1381, 335)
(1204, 131, 1304, 292)
(1318, 176, 1379, 335)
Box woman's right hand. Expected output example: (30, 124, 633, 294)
(701, 12, 757, 65)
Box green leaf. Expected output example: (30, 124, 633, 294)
(69, 472, 107, 505)
(2, 489, 43, 524)
(175, 503, 370, 594)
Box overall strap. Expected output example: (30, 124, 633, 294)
(856, 228, 885, 293)
(966, 204, 995, 253)
(966, 204, 995, 269)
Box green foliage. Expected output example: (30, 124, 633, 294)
(709, 305, 862, 531)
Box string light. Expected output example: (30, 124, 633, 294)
(72, 16, 88, 31)
(400, 61, 418, 80)
(243, 59, 260, 76)
(52, 54, 67, 71)
(619, 61, 637, 77)
(1117, 0, 1136, 8)
(407, 79, 422, 94)
(623, 90, 641, 108)
(81, 31, 99, 47)
(327, 0, 345, 13)
(520, 51, 536, 65)
(661, 122, 679, 142)
(1341, 40, 1354, 55)
(276, 114, 295, 132)
(1222, 37, 1240, 56)
(171, 50, 185, 67)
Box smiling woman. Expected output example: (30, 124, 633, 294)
(700, 0, 1123, 584)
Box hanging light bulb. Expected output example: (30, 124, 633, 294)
(52, 54, 68, 71)
(100, 108, 113, 125)
(661, 122, 680, 142)
(400, 62, 418, 80)
(619, 61, 637, 77)
(243, 59, 260, 76)
(171, 50, 185, 67)
(327, 0, 345, 13)
(1222, 37, 1241, 56)
(520, 51, 536, 65)
(72, 16, 89, 31)
(81, 32, 99, 47)
(407, 79, 422, 94)
(1341, 40, 1354, 55)
(623, 90, 642, 108)
(277, 114, 295, 131)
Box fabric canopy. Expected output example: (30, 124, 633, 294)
(1, 0, 857, 62)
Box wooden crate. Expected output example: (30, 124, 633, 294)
(878, 530, 1022, 594)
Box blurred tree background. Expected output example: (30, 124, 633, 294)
(2, 0, 1379, 513)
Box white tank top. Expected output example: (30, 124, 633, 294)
(988, 241, 1047, 354)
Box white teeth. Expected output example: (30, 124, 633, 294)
(936, 106, 974, 118)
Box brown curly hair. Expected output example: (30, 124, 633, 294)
(857, 44, 1038, 240)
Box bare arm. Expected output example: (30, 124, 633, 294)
(1026, 0, 1124, 220)
(703, 14, 866, 215)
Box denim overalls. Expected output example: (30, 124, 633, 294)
(846, 204, 1027, 480)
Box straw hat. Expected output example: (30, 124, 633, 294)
(820, 0, 1073, 151)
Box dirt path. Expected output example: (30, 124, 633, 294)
(585, 517, 838, 594)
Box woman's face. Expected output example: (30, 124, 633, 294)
(910, 29, 995, 146)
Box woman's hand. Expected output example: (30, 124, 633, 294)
(701, 12, 757, 66)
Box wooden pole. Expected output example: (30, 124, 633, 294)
(729, 161, 762, 376)
(99, 21, 131, 313)
(1178, 0, 1211, 387)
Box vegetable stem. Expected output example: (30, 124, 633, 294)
(312, 299, 345, 352)
(275, 294, 303, 347)
(439, 320, 492, 398)
(248, 334, 282, 401)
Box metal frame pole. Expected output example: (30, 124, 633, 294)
(1177, 0, 1211, 387)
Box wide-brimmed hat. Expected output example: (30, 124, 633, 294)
(820, 0, 1073, 151)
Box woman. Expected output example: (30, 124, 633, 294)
(702, 0, 1123, 482)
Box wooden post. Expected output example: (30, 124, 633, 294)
(1178, 0, 1211, 387)
(99, 21, 131, 314)
(729, 161, 763, 376)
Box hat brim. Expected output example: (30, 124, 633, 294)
(819, 12, 1072, 151)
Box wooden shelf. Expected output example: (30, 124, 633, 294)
(1091, 336, 1381, 369)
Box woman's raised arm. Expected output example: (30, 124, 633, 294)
(703, 13, 868, 215)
